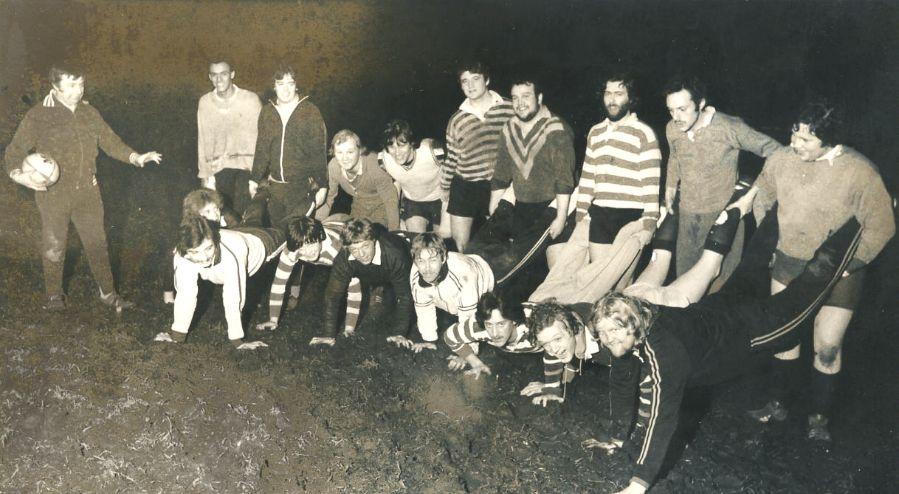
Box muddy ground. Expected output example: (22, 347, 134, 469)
(0, 95, 896, 493)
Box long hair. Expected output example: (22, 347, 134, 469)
(525, 299, 581, 346)
(590, 291, 658, 341)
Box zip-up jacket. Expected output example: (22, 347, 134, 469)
(251, 96, 327, 194)
(5, 94, 135, 191)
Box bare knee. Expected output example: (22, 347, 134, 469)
(43, 236, 64, 263)
(815, 345, 841, 370)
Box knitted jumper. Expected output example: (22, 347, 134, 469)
(491, 106, 576, 202)
(443, 91, 514, 188)
(196, 85, 262, 178)
(575, 112, 661, 229)
(754, 146, 894, 264)
(665, 110, 781, 213)
(268, 221, 362, 333)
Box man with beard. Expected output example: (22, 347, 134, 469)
(468, 77, 575, 283)
(748, 103, 894, 441)
(574, 74, 661, 266)
(197, 59, 262, 215)
(664, 77, 782, 288)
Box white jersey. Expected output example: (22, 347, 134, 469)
(410, 251, 494, 341)
(379, 139, 444, 202)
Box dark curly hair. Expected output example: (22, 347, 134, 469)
(525, 299, 581, 347)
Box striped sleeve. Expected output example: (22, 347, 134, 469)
(587, 120, 662, 229)
(344, 277, 362, 334)
(629, 339, 689, 488)
(443, 319, 486, 358)
(268, 253, 297, 320)
(542, 355, 578, 398)
(442, 111, 463, 190)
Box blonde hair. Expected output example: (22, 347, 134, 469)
(590, 292, 657, 340)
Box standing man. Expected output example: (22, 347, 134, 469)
(252, 65, 328, 226)
(197, 59, 262, 214)
(5, 64, 162, 311)
(749, 103, 895, 441)
(442, 61, 514, 252)
(663, 77, 781, 285)
(575, 73, 661, 266)
(472, 77, 576, 281)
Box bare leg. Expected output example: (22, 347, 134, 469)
(404, 215, 429, 234)
(633, 250, 673, 287)
(450, 214, 474, 253)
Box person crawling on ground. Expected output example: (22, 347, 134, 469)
(581, 210, 862, 494)
(163, 189, 240, 304)
(316, 218, 418, 348)
(255, 215, 363, 346)
(154, 207, 284, 350)
(393, 233, 494, 352)
(519, 187, 757, 408)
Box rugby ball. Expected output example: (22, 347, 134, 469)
(22, 153, 60, 187)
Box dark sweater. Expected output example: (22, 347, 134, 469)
(251, 96, 327, 195)
(321, 226, 413, 338)
(4, 95, 135, 191)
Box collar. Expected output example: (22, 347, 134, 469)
(44, 92, 81, 112)
(341, 160, 364, 181)
(458, 90, 505, 120)
(600, 111, 638, 129)
(212, 83, 240, 102)
(686, 106, 716, 141)
(348, 240, 382, 265)
(512, 105, 552, 128)
(417, 261, 449, 287)
(815, 144, 844, 166)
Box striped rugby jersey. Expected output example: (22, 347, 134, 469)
(269, 222, 361, 334)
(575, 112, 661, 229)
(442, 91, 514, 188)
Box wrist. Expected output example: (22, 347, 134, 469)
(129, 152, 139, 165)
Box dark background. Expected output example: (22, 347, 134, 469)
(2, 0, 898, 187)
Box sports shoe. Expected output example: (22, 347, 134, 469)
(747, 400, 788, 423)
(807, 414, 832, 442)
(43, 294, 66, 312)
(100, 292, 135, 311)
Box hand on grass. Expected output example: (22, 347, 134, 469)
(464, 362, 491, 379)
(447, 355, 468, 371)
(614, 482, 647, 494)
(386, 335, 413, 349)
(309, 337, 336, 347)
(530, 394, 564, 407)
(520, 381, 546, 397)
(410, 342, 436, 353)
(237, 341, 268, 350)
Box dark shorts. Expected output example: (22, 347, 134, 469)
(401, 196, 442, 225)
(772, 250, 865, 310)
(446, 176, 490, 218)
(588, 205, 643, 244)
